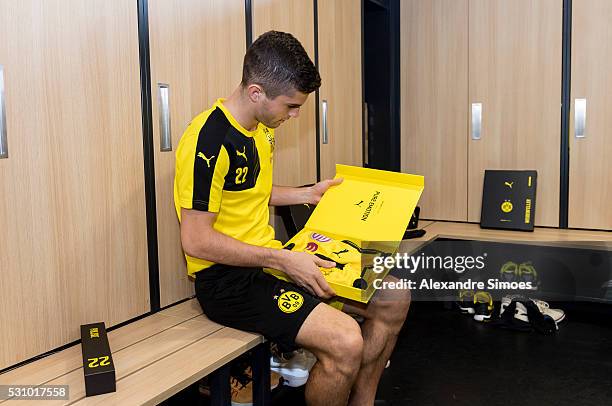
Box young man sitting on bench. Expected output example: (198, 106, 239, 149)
(174, 31, 411, 406)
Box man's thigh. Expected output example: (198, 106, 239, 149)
(196, 266, 321, 352)
(295, 302, 362, 356)
(332, 274, 412, 320)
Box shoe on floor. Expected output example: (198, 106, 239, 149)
(501, 295, 565, 323)
(230, 367, 282, 406)
(500, 261, 518, 283)
(494, 299, 532, 332)
(270, 349, 316, 387)
(530, 298, 565, 323)
(500, 295, 530, 322)
(457, 289, 476, 314)
(473, 291, 494, 322)
(518, 261, 539, 289)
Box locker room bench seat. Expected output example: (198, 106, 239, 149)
(405, 220, 612, 246)
(396, 220, 612, 276)
(0, 298, 267, 405)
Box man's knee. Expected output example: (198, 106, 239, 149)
(335, 322, 364, 361)
(370, 287, 411, 326)
(318, 318, 363, 377)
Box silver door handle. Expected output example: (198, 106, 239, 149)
(321, 99, 329, 144)
(471, 103, 482, 140)
(575, 98, 586, 138)
(0, 65, 7, 159)
(158, 83, 172, 151)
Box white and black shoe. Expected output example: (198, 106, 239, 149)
(270, 349, 316, 388)
(500, 295, 565, 323)
(498, 295, 559, 334)
(472, 291, 494, 322)
(456, 289, 476, 314)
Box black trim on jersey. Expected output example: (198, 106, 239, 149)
(137, 0, 160, 312)
(223, 130, 261, 191)
(193, 108, 232, 211)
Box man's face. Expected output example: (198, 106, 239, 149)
(256, 89, 309, 128)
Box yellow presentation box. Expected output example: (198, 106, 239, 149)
(267, 164, 424, 303)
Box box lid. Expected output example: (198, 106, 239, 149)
(305, 164, 424, 242)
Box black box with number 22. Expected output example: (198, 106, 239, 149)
(80, 322, 116, 396)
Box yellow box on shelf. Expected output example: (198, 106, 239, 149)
(266, 164, 424, 303)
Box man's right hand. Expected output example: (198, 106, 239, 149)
(278, 250, 336, 299)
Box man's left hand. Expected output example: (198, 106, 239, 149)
(307, 177, 343, 205)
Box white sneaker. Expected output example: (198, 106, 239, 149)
(500, 295, 565, 323)
(530, 298, 565, 323)
(270, 349, 316, 387)
(500, 296, 529, 323)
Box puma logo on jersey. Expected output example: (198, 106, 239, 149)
(236, 146, 248, 161)
(197, 152, 215, 168)
(333, 249, 349, 257)
(504, 181, 514, 189)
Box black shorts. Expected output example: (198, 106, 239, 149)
(195, 264, 321, 352)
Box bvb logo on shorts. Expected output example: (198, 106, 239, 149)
(277, 291, 304, 314)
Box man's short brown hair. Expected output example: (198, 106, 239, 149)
(241, 31, 321, 98)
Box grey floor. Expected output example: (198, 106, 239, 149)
(163, 301, 612, 406)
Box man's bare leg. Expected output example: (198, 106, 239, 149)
(344, 281, 412, 405)
(295, 303, 364, 406)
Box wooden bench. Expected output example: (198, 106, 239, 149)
(0, 298, 269, 405)
(401, 220, 612, 251)
(412, 220, 612, 244)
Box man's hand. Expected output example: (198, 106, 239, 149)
(276, 250, 337, 299)
(307, 177, 343, 205)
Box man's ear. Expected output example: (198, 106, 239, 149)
(246, 84, 264, 103)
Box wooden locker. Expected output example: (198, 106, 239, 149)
(0, 0, 149, 368)
(468, 0, 562, 227)
(569, 0, 612, 230)
(148, 0, 246, 307)
(400, 0, 469, 221)
(317, 0, 363, 181)
(252, 0, 317, 187)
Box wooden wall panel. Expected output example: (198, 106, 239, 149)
(317, 0, 363, 180)
(400, 0, 469, 221)
(569, 0, 612, 230)
(468, 0, 562, 227)
(252, 0, 317, 187)
(148, 0, 246, 307)
(0, 0, 148, 368)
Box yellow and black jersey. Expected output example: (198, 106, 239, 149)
(174, 99, 282, 276)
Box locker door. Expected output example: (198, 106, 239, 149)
(148, 0, 246, 306)
(468, 0, 562, 227)
(569, 0, 612, 230)
(253, 0, 317, 187)
(318, 0, 363, 181)
(0, 0, 148, 368)
(401, 0, 469, 221)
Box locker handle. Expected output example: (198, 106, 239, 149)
(471, 103, 482, 140)
(0, 65, 7, 159)
(321, 99, 329, 145)
(158, 83, 172, 151)
(575, 98, 586, 138)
